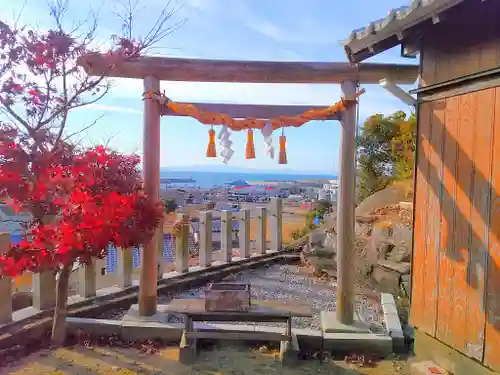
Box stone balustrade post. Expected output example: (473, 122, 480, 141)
(175, 213, 189, 273)
(269, 197, 283, 252)
(117, 247, 133, 288)
(78, 258, 96, 298)
(0, 233, 12, 324)
(255, 207, 267, 255)
(199, 211, 213, 267)
(220, 211, 232, 263)
(158, 227, 165, 279)
(238, 209, 251, 258)
(32, 271, 56, 310)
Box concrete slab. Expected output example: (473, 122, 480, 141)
(380, 293, 405, 353)
(11, 307, 40, 322)
(380, 292, 396, 306)
(194, 323, 256, 332)
(320, 311, 371, 334)
(121, 320, 182, 342)
(323, 332, 393, 355)
(66, 317, 122, 336)
(121, 304, 170, 323)
(292, 328, 323, 350)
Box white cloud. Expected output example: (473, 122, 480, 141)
(80, 103, 141, 114)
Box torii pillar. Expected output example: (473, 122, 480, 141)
(139, 76, 161, 316)
(335, 79, 358, 325)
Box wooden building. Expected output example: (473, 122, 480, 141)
(343, 0, 500, 374)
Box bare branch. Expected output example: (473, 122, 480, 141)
(63, 113, 107, 142)
(113, 0, 142, 40)
(13, 0, 29, 29)
(140, 0, 186, 52)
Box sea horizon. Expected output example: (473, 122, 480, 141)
(160, 168, 337, 189)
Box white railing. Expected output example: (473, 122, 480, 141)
(0, 198, 284, 324)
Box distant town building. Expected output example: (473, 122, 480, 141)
(318, 189, 330, 201)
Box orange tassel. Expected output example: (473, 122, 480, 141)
(206, 127, 216, 157)
(246, 129, 255, 159)
(279, 135, 287, 164)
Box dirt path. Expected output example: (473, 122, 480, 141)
(1, 343, 411, 375)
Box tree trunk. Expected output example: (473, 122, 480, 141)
(51, 264, 71, 346)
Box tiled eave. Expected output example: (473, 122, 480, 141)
(342, 0, 468, 64)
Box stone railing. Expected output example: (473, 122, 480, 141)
(0, 197, 284, 325)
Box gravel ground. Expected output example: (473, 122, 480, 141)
(99, 263, 385, 333)
(164, 264, 385, 332)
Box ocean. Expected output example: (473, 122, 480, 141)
(160, 169, 337, 188)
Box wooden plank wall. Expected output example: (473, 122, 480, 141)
(485, 89, 500, 371)
(420, 1, 500, 87)
(412, 89, 500, 372)
(413, 2, 500, 371)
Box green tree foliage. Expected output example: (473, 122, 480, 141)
(163, 197, 178, 213)
(357, 111, 416, 202)
(315, 199, 332, 216)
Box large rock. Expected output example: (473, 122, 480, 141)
(356, 184, 409, 217)
(386, 245, 411, 263)
(309, 228, 325, 248)
(323, 213, 337, 231)
(322, 231, 337, 250)
(378, 241, 395, 259)
(310, 245, 336, 258)
(372, 265, 401, 293)
(355, 222, 372, 237)
(308, 256, 337, 278)
(306, 229, 337, 258)
(371, 221, 394, 253)
(378, 259, 411, 275)
(392, 224, 413, 247)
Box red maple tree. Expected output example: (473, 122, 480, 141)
(0, 0, 182, 344)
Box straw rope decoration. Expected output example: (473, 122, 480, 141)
(143, 89, 365, 163)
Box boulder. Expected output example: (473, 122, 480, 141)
(378, 241, 394, 259)
(309, 228, 325, 247)
(399, 201, 413, 211)
(386, 245, 411, 263)
(357, 185, 409, 215)
(355, 222, 372, 237)
(392, 224, 413, 247)
(372, 265, 401, 293)
(323, 213, 337, 230)
(310, 245, 336, 258)
(305, 228, 337, 259)
(401, 274, 411, 297)
(308, 256, 337, 278)
(378, 259, 411, 275)
(371, 221, 394, 250)
(322, 231, 337, 250)
(355, 184, 409, 217)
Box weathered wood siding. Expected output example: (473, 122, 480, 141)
(412, 88, 500, 372)
(420, 0, 500, 87)
(413, 1, 500, 371)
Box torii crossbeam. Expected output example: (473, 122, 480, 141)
(79, 54, 418, 324)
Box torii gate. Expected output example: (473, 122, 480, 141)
(80, 54, 418, 326)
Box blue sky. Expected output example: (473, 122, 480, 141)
(1, 0, 416, 173)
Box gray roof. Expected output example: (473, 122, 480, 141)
(342, 0, 467, 63)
